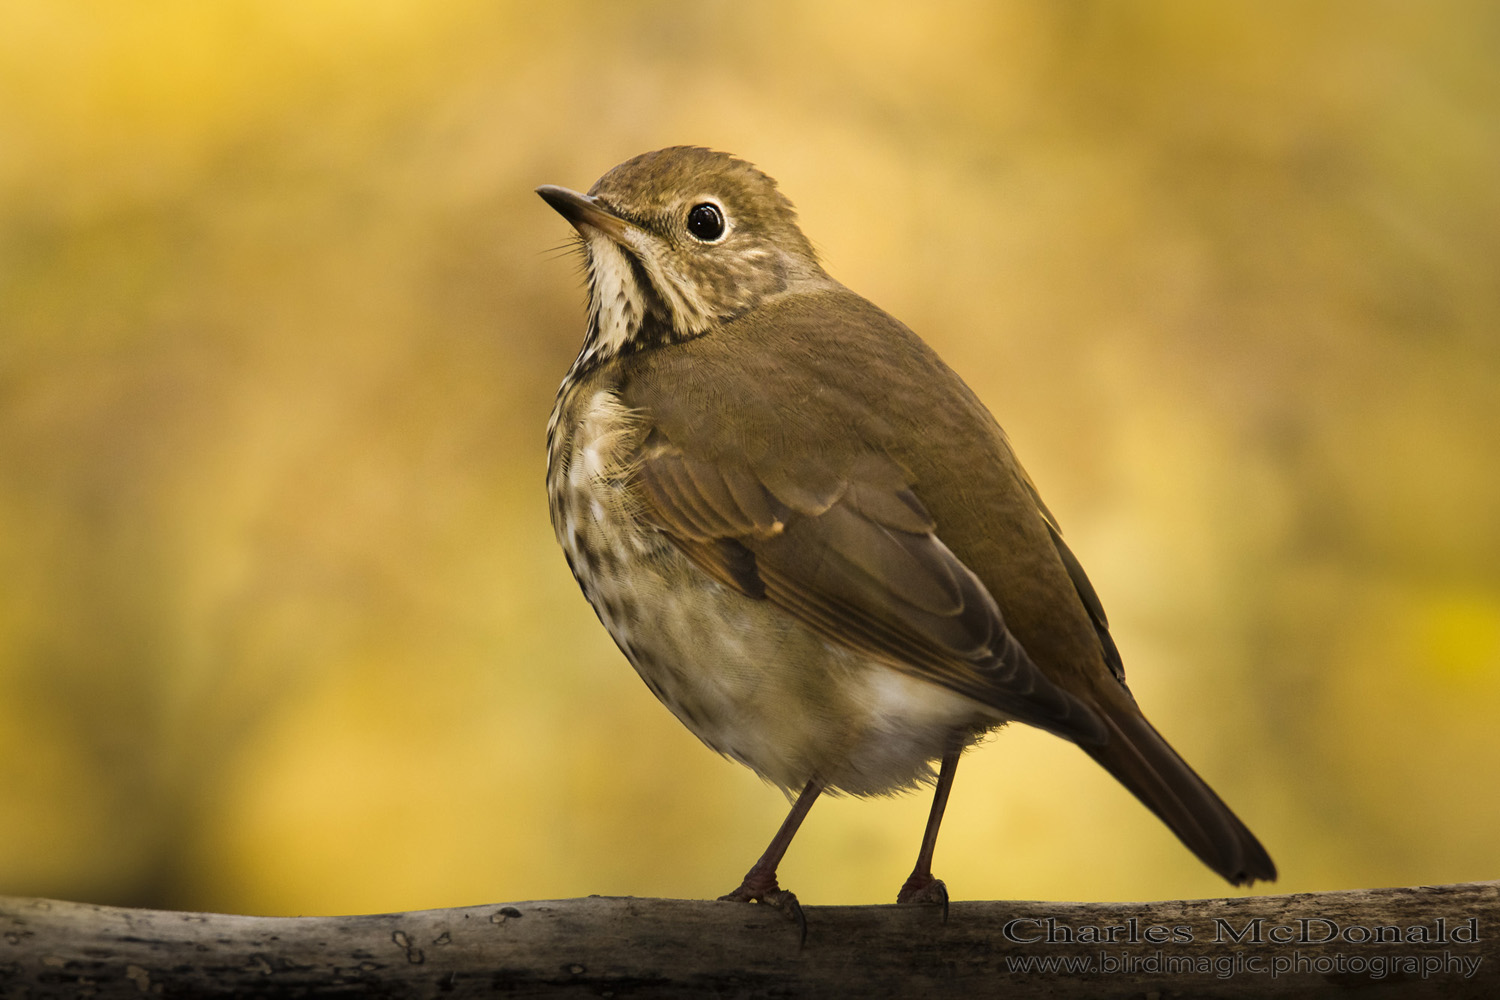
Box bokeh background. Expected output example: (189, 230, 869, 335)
(2, 0, 1497, 917)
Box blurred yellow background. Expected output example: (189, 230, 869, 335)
(2, 0, 1497, 916)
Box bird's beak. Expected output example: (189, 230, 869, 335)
(536, 185, 630, 241)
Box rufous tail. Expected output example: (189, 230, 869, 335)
(1082, 698, 1276, 886)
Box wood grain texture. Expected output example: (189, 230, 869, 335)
(1, 882, 1494, 997)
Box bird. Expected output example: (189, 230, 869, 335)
(537, 146, 1275, 926)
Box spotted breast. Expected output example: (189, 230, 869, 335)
(546, 362, 1000, 797)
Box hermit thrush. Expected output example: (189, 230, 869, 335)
(539, 147, 1275, 925)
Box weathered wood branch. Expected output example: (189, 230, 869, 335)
(1, 882, 1494, 998)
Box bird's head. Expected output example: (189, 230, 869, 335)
(538, 147, 827, 370)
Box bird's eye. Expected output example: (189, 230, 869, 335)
(686, 202, 726, 242)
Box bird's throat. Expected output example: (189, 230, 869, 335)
(575, 238, 649, 372)
(571, 237, 702, 379)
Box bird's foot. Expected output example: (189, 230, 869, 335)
(897, 872, 949, 921)
(719, 875, 807, 946)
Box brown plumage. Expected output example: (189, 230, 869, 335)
(540, 147, 1274, 920)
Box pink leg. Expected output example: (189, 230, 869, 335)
(719, 778, 823, 941)
(897, 746, 960, 914)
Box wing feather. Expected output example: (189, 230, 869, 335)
(636, 444, 1106, 743)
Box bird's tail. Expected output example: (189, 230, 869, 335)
(1081, 697, 1276, 886)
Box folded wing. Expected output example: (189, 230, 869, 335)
(634, 434, 1106, 744)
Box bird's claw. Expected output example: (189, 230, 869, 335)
(718, 883, 808, 946)
(897, 874, 950, 922)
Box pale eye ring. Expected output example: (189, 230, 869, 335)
(686, 202, 727, 243)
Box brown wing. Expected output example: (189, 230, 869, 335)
(1016, 471, 1127, 685)
(634, 433, 1106, 744)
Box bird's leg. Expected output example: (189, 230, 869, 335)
(719, 778, 823, 941)
(897, 745, 961, 915)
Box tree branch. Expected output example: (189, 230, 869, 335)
(2, 881, 1494, 997)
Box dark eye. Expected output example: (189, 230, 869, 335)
(686, 202, 726, 242)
